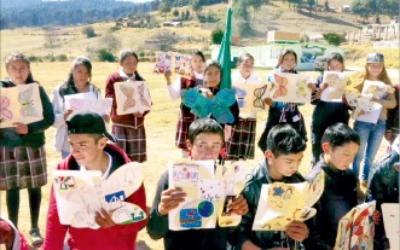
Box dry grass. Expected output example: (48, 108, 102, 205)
(0, 61, 396, 250)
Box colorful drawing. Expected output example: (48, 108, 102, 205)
(52, 162, 146, 228)
(320, 71, 348, 102)
(269, 73, 311, 103)
(231, 83, 270, 119)
(182, 88, 236, 124)
(363, 80, 394, 100)
(335, 201, 375, 250)
(168, 160, 246, 230)
(114, 80, 151, 115)
(252, 171, 324, 231)
(0, 83, 43, 128)
(233, 86, 247, 108)
(154, 51, 172, 74)
(253, 85, 270, 110)
(64, 93, 112, 116)
(346, 90, 382, 124)
(174, 54, 192, 78)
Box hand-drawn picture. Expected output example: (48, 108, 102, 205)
(334, 201, 376, 250)
(64, 93, 112, 116)
(269, 73, 311, 103)
(182, 88, 236, 124)
(174, 54, 191, 79)
(52, 162, 146, 228)
(154, 51, 172, 74)
(114, 80, 151, 116)
(346, 92, 382, 124)
(252, 171, 324, 231)
(0, 83, 43, 128)
(320, 71, 348, 102)
(232, 83, 271, 118)
(363, 80, 394, 100)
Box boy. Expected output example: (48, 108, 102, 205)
(305, 123, 361, 249)
(366, 134, 399, 250)
(231, 124, 311, 250)
(146, 118, 248, 250)
(41, 112, 147, 250)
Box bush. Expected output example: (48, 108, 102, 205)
(82, 26, 96, 38)
(97, 49, 115, 62)
(322, 33, 346, 46)
(28, 55, 42, 62)
(55, 54, 68, 62)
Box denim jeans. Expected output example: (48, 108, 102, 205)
(352, 119, 386, 181)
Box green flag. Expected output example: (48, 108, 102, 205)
(217, 6, 232, 89)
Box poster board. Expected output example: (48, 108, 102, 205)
(252, 171, 324, 231)
(114, 80, 151, 115)
(168, 160, 245, 230)
(174, 54, 192, 79)
(320, 71, 348, 102)
(269, 72, 311, 103)
(334, 201, 376, 250)
(232, 83, 271, 118)
(154, 51, 172, 74)
(381, 203, 399, 250)
(52, 162, 146, 228)
(0, 83, 43, 128)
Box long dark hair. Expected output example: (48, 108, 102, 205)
(118, 49, 144, 81)
(5, 52, 35, 83)
(276, 49, 297, 68)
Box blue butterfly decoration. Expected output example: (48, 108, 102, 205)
(232, 86, 247, 108)
(182, 88, 236, 124)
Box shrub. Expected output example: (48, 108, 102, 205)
(322, 32, 346, 46)
(97, 49, 115, 62)
(82, 26, 96, 38)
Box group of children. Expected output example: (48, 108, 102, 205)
(0, 48, 398, 250)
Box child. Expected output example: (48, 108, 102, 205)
(105, 49, 150, 163)
(351, 53, 396, 186)
(384, 84, 399, 151)
(305, 123, 361, 249)
(258, 49, 313, 152)
(0, 52, 54, 245)
(165, 50, 206, 158)
(146, 118, 248, 250)
(225, 53, 261, 161)
(311, 53, 351, 166)
(52, 56, 107, 159)
(42, 112, 147, 250)
(0, 216, 31, 250)
(231, 124, 312, 250)
(366, 134, 399, 250)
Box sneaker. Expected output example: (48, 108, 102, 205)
(29, 228, 43, 245)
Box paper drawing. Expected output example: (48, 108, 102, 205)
(174, 54, 192, 79)
(346, 91, 382, 124)
(52, 162, 146, 228)
(334, 201, 376, 250)
(232, 83, 271, 118)
(182, 88, 236, 124)
(252, 171, 324, 231)
(168, 160, 246, 231)
(0, 83, 43, 128)
(269, 73, 311, 103)
(363, 80, 394, 100)
(381, 203, 399, 250)
(64, 92, 112, 116)
(154, 51, 172, 74)
(114, 80, 151, 115)
(320, 71, 348, 102)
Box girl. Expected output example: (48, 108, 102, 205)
(225, 53, 261, 160)
(52, 56, 107, 159)
(105, 49, 150, 163)
(311, 53, 351, 166)
(351, 53, 396, 185)
(165, 50, 206, 158)
(257, 49, 313, 152)
(0, 52, 54, 245)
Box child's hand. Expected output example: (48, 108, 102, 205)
(164, 70, 172, 84)
(13, 122, 28, 134)
(307, 83, 316, 92)
(264, 98, 273, 106)
(157, 188, 186, 216)
(95, 208, 116, 228)
(372, 210, 381, 225)
(320, 83, 328, 90)
(226, 195, 248, 215)
(63, 109, 74, 120)
(102, 114, 110, 123)
(285, 220, 309, 242)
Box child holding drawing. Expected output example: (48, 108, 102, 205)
(305, 123, 362, 249)
(310, 53, 351, 166)
(230, 124, 313, 249)
(164, 50, 206, 158)
(257, 49, 314, 152)
(0, 52, 54, 245)
(146, 118, 248, 250)
(351, 53, 396, 186)
(105, 49, 151, 163)
(42, 112, 147, 250)
(225, 53, 261, 161)
(52, 56, 107, 159)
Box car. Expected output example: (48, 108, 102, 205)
(313, 56, 328, 71)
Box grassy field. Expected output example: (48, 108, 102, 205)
(0, 61, 397, 250)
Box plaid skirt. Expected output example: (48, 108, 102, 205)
(0, 146, 47, 190)
(225, 118, 256, 160)
(112, 125, 147, 163)
(175, 110, 195, 150)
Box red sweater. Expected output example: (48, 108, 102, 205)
(105, 72, 149, 127)
(41, 144, 147, 250)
